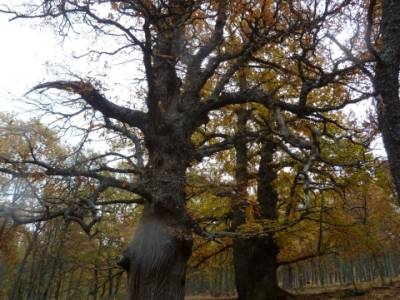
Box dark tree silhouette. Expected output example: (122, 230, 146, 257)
(369, 0, 400, 197)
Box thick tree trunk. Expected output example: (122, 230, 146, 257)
(374, 0, 400, 196)
(234, 236, 286, 300)
(234, 142, 288, 300)
(120, 136, 193, 300)
(232, 109, 288, 299)
(125, 207, 192, 300)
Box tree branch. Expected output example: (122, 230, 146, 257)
(28, 80, 148, 132)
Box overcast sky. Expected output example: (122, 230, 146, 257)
(0, 15, 56, 113)
(0, 11, 144, 114)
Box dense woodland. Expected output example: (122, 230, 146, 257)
(0, 0, 400, 299)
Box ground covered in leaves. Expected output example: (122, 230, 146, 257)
(296, 286, 400, 299)
(186, 286, 400, 299)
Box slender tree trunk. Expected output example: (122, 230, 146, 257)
(374, 0, 400, 196)
(120, 138, 193, 300)
(9, 227, 39, 300)
(54, 267, 64, 300)
(114, 271, 123, 298)
(92, 266, 99, 300)
(0, 217, 8, 241)
(107, 260, 113, 299)
(42, 223, 68, 300)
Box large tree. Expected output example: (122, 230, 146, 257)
(0, 1, 370, 299)
(367, 0, 400, 197)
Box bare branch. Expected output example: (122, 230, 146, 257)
(28, 80, 148, 132)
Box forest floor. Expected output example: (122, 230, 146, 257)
(290, 279, 400, 299)
(186, 285, 400, 299)
(294, 285, 400, 299)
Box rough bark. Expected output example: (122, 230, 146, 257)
(124, 206, 192, 300)
(232, 109, 287, 299)
(234, 141, 288, 300)
(234, 236, 285, 300)
(374, 0, 400, 196)
(119, 132, 193, 300)
(231, 108, 249, 230)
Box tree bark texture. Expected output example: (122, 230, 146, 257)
(121, 133, 193, 300)
(374, 0, 400, 196)
(234, 142, 288, 300)
(125, 207, 192, 300)
(232, 110, 287, 299)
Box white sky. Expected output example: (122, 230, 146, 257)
(0, 11, 145, 114)
(0, 16, 56, 113)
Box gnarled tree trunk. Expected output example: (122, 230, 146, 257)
(234, 236, 285, 300)
(125, 206, 192, 300)
(120, 133, 193, 300)
(374, 0, 400, 196)
(233, 135, 288, 300)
